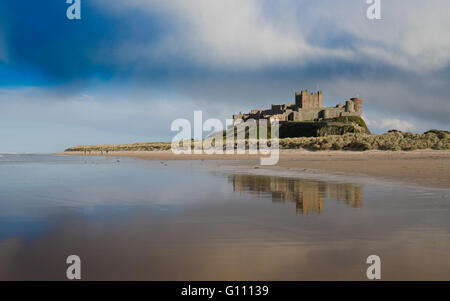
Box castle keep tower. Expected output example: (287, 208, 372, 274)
(295, 90, 323, 109)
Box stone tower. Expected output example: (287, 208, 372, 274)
(295, 90, 323, 109)
(350, 97, 362, 116)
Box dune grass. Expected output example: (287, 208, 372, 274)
(65, 130, 450, 152)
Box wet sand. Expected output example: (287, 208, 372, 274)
(61, 150, 450, 189)
(4, 153, 450, 280)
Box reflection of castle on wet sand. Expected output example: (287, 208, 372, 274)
(231, 175, 363, 215)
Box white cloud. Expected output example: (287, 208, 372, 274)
(372, 118, 416, 132)
(96, 0, 450, 72)
(97, 0, 352, 69)
(379, 118, 416, 131)
(330, 0, 450, 71)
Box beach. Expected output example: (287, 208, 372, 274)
(2, 153, 450, 280)
(61, 150, 450, 189)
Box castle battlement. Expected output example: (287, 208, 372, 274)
(233, 90, 362, 122)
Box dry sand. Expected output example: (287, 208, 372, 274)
(62, 150, 450, 189)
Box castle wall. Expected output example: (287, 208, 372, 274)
(322, 107, 341, 119)
(322, 107, 361, 119)
(290, 106, 361, 121)
(294, 108, 322, 121)
(345, 100, 355, 113)
(271, 104, 284, 114)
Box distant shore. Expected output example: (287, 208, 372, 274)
(61, 149, 450, 189)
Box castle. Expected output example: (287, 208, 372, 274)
(233, 90, 363, 122)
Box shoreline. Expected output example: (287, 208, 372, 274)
(60, 149, 450, 189)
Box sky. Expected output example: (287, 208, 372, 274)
(0, 0, 449, 153)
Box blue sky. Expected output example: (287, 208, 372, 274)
(0, 0, 449, 153)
